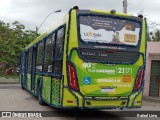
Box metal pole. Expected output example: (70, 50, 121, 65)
(36, 10, 61, 33)
(123, 0, 127, 14)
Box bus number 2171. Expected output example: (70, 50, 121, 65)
(118, 68, 132, 74)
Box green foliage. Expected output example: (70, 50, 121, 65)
(152, 29, 160, 41)
(0, 20, 39, 68)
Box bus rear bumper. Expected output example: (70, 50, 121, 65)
(62, 88, 143, 109)
(83, 98, 128, 109)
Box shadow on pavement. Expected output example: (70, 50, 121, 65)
(48, 109, 126, 119)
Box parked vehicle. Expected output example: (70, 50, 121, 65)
(5, 68, 14, 75)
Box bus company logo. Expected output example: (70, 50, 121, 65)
(88, 69, 115, 74)
(82, 63, 91, 69)
(82, 63, 96, 69)
(84, 31, 101, 38)
(84, 77, 91, 85)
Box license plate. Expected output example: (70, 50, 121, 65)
(101, 88, 114, 93)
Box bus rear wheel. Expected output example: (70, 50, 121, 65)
(38, 83, 45, 105)
(21, 85, 25, 90)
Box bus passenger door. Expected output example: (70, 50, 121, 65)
(51, 26, 65, 106)
(31, 46, 37, 91)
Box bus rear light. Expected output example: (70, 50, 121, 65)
(67, 62, 79, 91)
(135, 67, 144, 91)
(67, 100, 73, 103)
(137, 101, 141, 103)
(106, 50, 115, 53)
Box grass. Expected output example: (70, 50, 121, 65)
(0, 69, 19, 84)
(0, 77, 19, 84)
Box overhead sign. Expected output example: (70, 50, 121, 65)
(79, 15, 141, 46)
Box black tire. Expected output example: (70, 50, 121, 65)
(21, 85, 25, 90)
(38, 82, 45, 105)
(21, 76, 25, 90)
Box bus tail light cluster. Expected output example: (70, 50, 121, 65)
(135, 67, 144, 91)
(67, 61, 79, 91)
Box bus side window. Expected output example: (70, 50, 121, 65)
(27, 49, 32, 73)
(44, 34, 55, 72)
(36, 42, 44, 72)
(55, 27, 64, 58)
(53, 27, 65, 75)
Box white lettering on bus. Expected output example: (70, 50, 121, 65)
(88, 69, 115, 74)
(97, 79, 120, 83)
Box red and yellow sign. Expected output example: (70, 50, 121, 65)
(122, 75, 132, 83)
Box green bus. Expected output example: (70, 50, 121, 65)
(19, 7, 147, 109)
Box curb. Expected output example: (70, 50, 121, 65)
(143, 97, 160, 103)
(0, 82, 19, 84)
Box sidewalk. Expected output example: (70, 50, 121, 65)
(143, 96, 160, 103)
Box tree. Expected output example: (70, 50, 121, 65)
(152, 29, 160, 41)
(0, 20, 39, 68)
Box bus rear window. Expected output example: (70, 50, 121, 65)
(79, 15, 141, 46)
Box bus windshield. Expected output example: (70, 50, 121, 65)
(78, 15, 141, 46)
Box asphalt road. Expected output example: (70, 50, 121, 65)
(0, 84, 160, 120)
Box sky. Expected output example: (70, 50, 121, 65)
(0, 0, 159, 33)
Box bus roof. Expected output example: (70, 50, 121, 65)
(90, 9, 131, 17)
